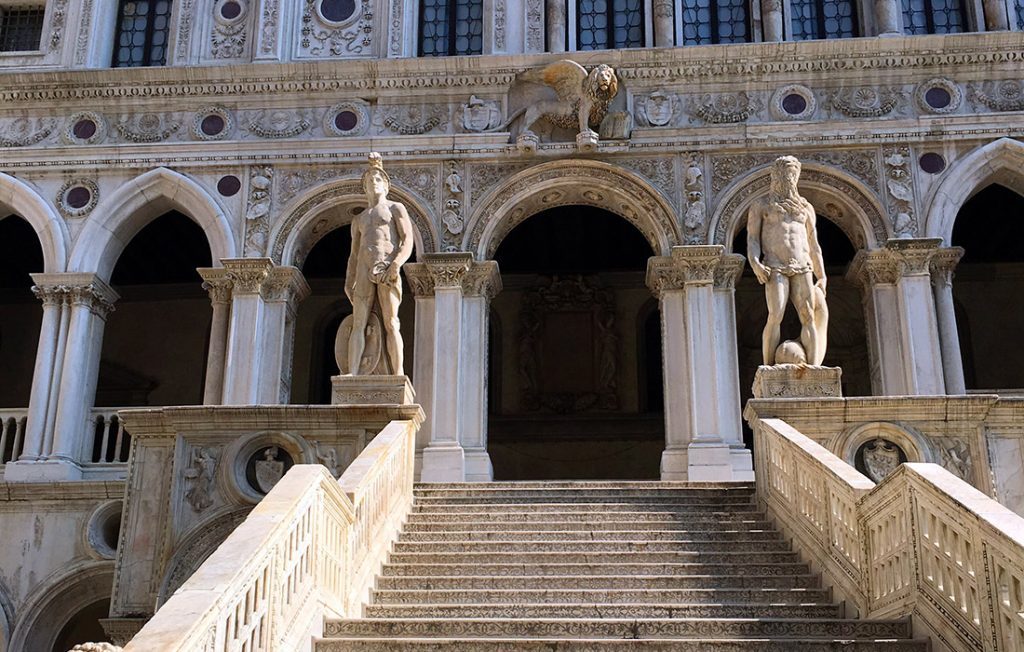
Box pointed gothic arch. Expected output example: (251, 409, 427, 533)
(925, 138, 1024, 244)
(464, 159, 681, 259)
(708, 161, 889, 251)
(0, 172, 68, 273)
(69, 168, 237, 280)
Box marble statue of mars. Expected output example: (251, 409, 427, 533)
(746, 156, 829, 366)
(344, 152, 413, 376)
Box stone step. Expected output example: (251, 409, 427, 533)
(412, 495, 756, 505)
(316, 638, 928, 651)
(375, 574, 821, 590)
(402, 519, 775, 532)
(398, 530, 782, 542)
(406, 513, 772, 525)
(391, 539, 793, 554)
(387, 548, 802, 564)
(371, 587, 831, 605)
(381, 561, 810, 577)
(362, 602, 844, 620)
(324, 617, 911, 640)
(414, 482, 754, 490)
(412, 504, 767, 516)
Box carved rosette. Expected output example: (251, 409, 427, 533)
(646, 245, 728, 296)
(929, 246, 964, 289)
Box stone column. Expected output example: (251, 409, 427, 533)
(18, 280, 69, 462)
(406, 266, 437, 470)
(849, 240, 946, 396)
(198, 269, 232, 405)
(930, 247, 966, 394)
(983, 0, 1010, 30)
(417, 253, 472, 482)
(873, 0, 903, 35)
(713, 255, 754, 481)
(460, 261, 501, 482)
(220, 259, 273, 405)
(647, 246, 749, 482)
(259, 267, 310, 404)
(762, 0, 784, 41)
(653, 0, 675, 46)
(546, 0, 566, 51)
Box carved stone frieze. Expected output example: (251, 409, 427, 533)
(176, 0, 197, 60)
(468, 162, 532, 204)
(822, 86, 909, 119)
(388, 164, 439, 206)
(243, 109, 311, 139)
(883, 147, 917, 237)
(681, 153, 706, 244)
(300, 0, 373, 57)
(712, 150, 878, 194)
(688, 92, 763, 124)
(259, 0, 281, 54)
(440, 160, 465, 248)
(526, 0, 543, 50)
(461, 96, 502, 132)
(388, 0, 404, 56)
(494, 0, 506, 50)
(49, 0, 69, 48)
(939, 438, 972, 482)
(636, 90, 681, 127)
(276, 165, 359, 205)
(74, 0, 95, 65)
(244, 165, 273, 256)
(616, 157, 677, 209)
(967, 80, 1024, 112)
(0, 118, 55, 148)
(375, 104, 449, 135)
(114, 113, 180, 143)
(211, 0, 250, 59)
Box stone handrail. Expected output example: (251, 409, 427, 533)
(752, 416, 1024, 651)
(121, 419, 417, 652)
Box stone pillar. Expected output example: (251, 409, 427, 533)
(546, 0, 566, 51)
(849, 240, 946, 396)
(983, 0, 1010, 30)
(198, 269, 233, 405)
(647, 246, 751, 482)
(460, 261, 501, 482)
(653, 0, 675, 46)
(217, 258, 308, 405)
(762, 0, 784, 41)
(416, 253, 472, 482)
(8, 274, 119, 481)
(930, 247, 966, 394)
(713, 256, 754, 481)
(406, 267, 437, 470)
(873, 0, 903, 35)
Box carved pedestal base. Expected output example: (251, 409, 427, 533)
(752, 364, 843, 399)
(4, 459, 83, 482)
(331, 375, 415, 406)
(516, 132, 539, 154)
(576, 130, 599, 152)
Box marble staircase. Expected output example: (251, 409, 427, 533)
(317, 482, 928, 650)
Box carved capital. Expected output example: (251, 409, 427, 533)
(261, 266, 310, 304)
(847, 249, 900, 286)
(406, 255, 500, 298)
(885, 237, 943, 277)
(197, 268, 233, 304)
(647, 245, 728, 296)
(423, 252, 473, 290)
(221, 258, 274, 294)
(929, 246, 965, 289)
(30, 272, 118, 318)
(403, 264, 434, 297)
(714, 254, 746, 290)
(463, 261, 502, 299)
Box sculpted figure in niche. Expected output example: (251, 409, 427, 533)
(341, 152, 413, 376)
(747, 156, 829, 366)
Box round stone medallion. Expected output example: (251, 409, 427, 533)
(217, 175, 242, 196)
(318, 0, 357, 23)
(66, 186, 92, 209)
(919, 152, 946, 174)
(73, 119, 97, 140)
(220, 0, 242, 19)
(782, 93, 808, 115)
(201, 114, 226, 136)
(334, 110, 358, 132)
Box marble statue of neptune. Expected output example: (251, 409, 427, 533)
(746, 156, 829, 366)
(344, 152, 414, 375)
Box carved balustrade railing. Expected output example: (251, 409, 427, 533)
(122, 418, 418, 652)
(753, 415, 1024, 651)
(87, 408, 132, 464)
(0, 409, 27, 465)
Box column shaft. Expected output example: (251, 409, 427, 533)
(198, 271, 232, 405)
(653, 0, 675, 46)
(932, 248, 966, 394)
(21, 286, 64, 461)
(873, 0, 902, 34)
(762, 0, 784, 41)
(546, 0, 566, 51)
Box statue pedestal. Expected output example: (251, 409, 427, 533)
(331, 375, 416, 405)
(576, 130, 599, 152)
(752, 364, 843, 399)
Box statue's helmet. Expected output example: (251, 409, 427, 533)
(362, 151, 391, 195)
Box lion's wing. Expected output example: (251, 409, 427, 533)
(520, 60, 588, 102)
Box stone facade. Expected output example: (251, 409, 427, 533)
(1, 0, 1024, 648)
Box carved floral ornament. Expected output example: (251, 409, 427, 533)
(645, 246, 739, 295)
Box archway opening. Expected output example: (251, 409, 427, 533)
(97, 211, 212, 411)
(952, 184, 1024, 390)
(488, 205, 662, 480)
(289, 223, 416, 404)
(0, 215, 44, 417)
(51, 598, 109, 652)
(732, 215, 869, 443)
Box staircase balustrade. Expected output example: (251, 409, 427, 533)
(121, 418, 417, 652)
(88, 409, 131, 464)
(0, 409, 27, 464)
(752, 415, 1024, 651)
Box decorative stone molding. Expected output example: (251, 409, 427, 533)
(0, 118, 54, 148)
(63, 112, 107, 145)
(299, 0, 373, 57)
(259, 0, 281, 55)
(375, 104, 449, 136)
(751, 364, 843, 398)
(243, 110, 311, 139)
(192, 106, 233, 141)
(711, 150, 879, 195)
(916, 78, 963, 114)
(211, 0, 250, 59)
(929, 246, 965, 289)
(770, 84, 817, 121)
(646, 245, 727, 296)
(688, 92, 763, 124)
(176, 0, 198, 60)
(113, 113, 180, 143)
(324, 101, 370, 137)
(967, 80, 1024, 112)
(56, 178, 100, 218)
(222, 258, 274, 294)
(822, 86, 908, 119)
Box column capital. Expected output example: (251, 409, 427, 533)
(405, 253, 500, 298)
(929, 246, 965, 288)
(847, 249, 900, 286)
(714, 254, 746, 290)
(885, 237, 944, 277)
(262, 266, 310, 304)
(220, 257, 274, 295)
(197, 267, 233, 304)
(646, 245, 729, 296)
(29, 272, 118, 318)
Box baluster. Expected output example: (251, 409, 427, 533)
(112, 416, 126, 463)
(0, 418, 11, 464)
(14, 416, 25, 461)
(95, 413, 111, 463)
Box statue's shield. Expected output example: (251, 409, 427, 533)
(334, 312, 385, 375)
(863, 439, 901, 482)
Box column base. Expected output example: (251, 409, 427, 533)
(420, 445, 466, 482)
(4, 459, 83, 482)
(687, 440, 735, 482)
(752, 364, 843, 399)
(730, 445, 755, 482)
(660, 449, 689, 481)
(464, 448, 493, 482)
(331, 375, 415, 405)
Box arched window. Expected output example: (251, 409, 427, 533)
(418, 0, 483, 56)
(680, 0, 749, 44)
(577, 0, 645, 49)
(790, 0, 859, 39)
(901, 0, 966, 34)
(112, 0, 173, 67)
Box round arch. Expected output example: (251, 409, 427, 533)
(0, 172, 68, 273)
(708, 162, 889, 251)
(9, 560, 114, 652)
(464, 159, 680, 259)
(829, 421, 935, 470)
(925, 138, 1024, 244)
(268, 177, 438, 268)
(69, 168, 237, 281)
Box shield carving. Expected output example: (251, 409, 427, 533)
(862, 439, 901, 482)
(255, 447, 285, 493)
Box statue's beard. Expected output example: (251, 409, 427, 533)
(770, 176, 801, 212)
